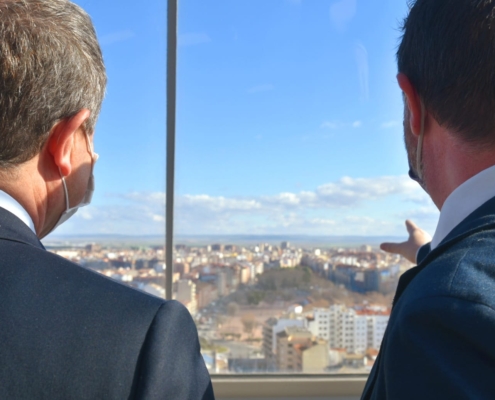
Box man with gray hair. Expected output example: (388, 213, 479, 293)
(0, 1, 214, 399)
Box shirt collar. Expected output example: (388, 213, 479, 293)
(431, 165, 495, 250)
(0, 190, 36, 234)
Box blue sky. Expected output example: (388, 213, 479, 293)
(51, 0, 440, 239)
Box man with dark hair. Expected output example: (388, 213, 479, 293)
(0, 1, 214, 398)
(362, 1, 495, 399)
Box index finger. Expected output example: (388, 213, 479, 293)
(405, 219, 419, 235)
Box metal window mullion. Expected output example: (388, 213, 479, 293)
(166, 0, 178, 301)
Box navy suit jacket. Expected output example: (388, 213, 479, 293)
(0, 208, 214, 399)
(361, 196, 495, 399)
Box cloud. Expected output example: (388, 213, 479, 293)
(175, 196, 262, 235)
(171, 176, 422, 236)
(321, 121, 339, 130)
(345, 216, 376, 224)
(49, 192, 166, 237)
(48, 175, 439, 237)
(405, 189, 435, 206)
(397, 206, 439, 236)
(263, 191, 317, 208)
(400, 206, 439, 220)
(381, 121, 400, 129)
(321, 120, 362, 130)
(340, 217, 399, 236)
(179, 195, 262, 212)
(256, 213, 400, 236)
(310, 218, 336, 226)
(120, 192, 166, 205)
(330, 0, 357, 32)
(314, 176, 419, 207)
(248, 84, 275, 94)
(177, 175, 420, 214)
(179, 33, 211, 47)
(99, 30, 135, 46)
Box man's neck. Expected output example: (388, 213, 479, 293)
(424, 128, 495, 211)
(0, 156, 62, 238)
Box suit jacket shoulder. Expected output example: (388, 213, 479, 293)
(400, 227, 495, 307)
(0, 208, 214, 399)
(133, 301, 215, 399)
(362, 196, 495, 400)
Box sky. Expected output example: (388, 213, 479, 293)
(50, 0, 440, 240)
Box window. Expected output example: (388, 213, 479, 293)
(174, 0, 438, 377)
(45, 0, 440, 393)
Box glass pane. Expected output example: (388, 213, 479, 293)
(176, 0, 439, 374)
(43, 0, 167, 299)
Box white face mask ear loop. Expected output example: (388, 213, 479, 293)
(85, 132, 99, 162)
(416, 102, 426, 181)
(54, 125, 71, 213)
(85, 132, 93, 154)
(59, 168, 70, 212)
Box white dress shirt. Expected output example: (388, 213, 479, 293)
(0, 190, 35, 234)
(430, 165, 495, 250)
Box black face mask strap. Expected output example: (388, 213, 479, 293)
(408, 102, 426, 187)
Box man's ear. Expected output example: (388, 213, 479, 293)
(397, 73, 423, 137)
(47, 109, 91, 177)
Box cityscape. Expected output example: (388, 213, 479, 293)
(45, 238, 412, 374)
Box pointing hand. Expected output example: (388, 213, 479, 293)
(380, 220, 431, 264)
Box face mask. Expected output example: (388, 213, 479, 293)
(48, 133, 98, 234)
(408, 102, 426, 187)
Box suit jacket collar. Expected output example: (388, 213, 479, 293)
(0, 207, 44, 250)
(393, 195, 495, 307)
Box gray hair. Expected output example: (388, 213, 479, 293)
(0, 0, 107, 166)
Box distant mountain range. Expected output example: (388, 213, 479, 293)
(43, 234, 405, 248)
(174, 234, 404, 247)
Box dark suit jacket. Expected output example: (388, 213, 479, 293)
(0, 207, 214, 399)
(361, 196, 495, 400)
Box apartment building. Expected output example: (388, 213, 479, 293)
(302, 340, 330, 373)
(276, 327, 313, 372)
(175, 279, 197, 315)
(307, 305, 390, 354)
(263, 316, 306, 366)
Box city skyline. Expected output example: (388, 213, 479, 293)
(49, 237, 402, 374)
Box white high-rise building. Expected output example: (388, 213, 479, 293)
(366, 313, 389, 350)
(307, 305, 390, 354)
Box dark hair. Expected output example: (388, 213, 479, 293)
(397, 0, 495, 146)
(0, 0, 106, 166)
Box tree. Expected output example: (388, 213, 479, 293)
(241, 313, 257, 335)
(302, 267, 311, 284)
(227, 302, 239, 316)
(247, 290, 265, 305)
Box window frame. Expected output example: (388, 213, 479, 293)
(211, 375, 367, 399)
(166, 0, 177, 300)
